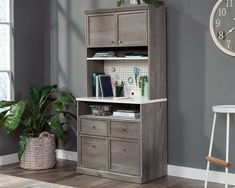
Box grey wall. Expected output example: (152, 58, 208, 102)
(50, 0, 116, 151)
(0, 0, 47, 156)
(51, 0, 235, 172)
(165, 0, 235, 172)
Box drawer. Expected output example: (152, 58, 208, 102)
(110, 121, 140, 139)
(110, 140, 140, 176)
(80, 118, 108, 136)
(80, 136, 108, 170)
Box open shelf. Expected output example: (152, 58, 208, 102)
(87, 57, 148, 61)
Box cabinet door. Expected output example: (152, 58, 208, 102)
(117, 11, 148, 46)
(80, 136, 108, 170)
(110, 140, 140, 175)
(87, 14, 115, 47)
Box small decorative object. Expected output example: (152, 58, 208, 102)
(117, 0, 125, 6)
(90, 105, 112, 116)
(142, 0, 164, 7)
(114, 80, 125, 97)
(210, 0, 235, 56)
(111, 67, 116, 72)
(128, 76, 134, 84)
(0, 85, 76, 170)
(130, 0, 142, 4)
(139, 76, 148, 98)
(133, 67, 140, 86)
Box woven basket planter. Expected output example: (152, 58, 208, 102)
(20, 132, 56, 170)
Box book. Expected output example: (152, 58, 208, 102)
(92, 73, 104, 97)
(94, 51, 115, 57)
(113, 111, 140, 118)
(98, 75, 114, 97)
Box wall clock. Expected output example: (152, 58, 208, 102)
(210, 0, 235, 56)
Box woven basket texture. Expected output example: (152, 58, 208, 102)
(20, 132, 56, 170)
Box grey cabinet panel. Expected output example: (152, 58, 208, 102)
(80, 136, 108, 170)
(110, 140, 140, 176)
(80, 118, 108, 136)
(117, 11, 147, 46)
(87, 14, 115, 47)
(110, 120, 140, 139)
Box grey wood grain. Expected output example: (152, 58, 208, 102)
(87, 14, 116, 47)
(148, 6, 166, 99)
(80, 136, 108, 171)
(110, 120, 140, 140)
(110, 139, 140, 176)
(140, 101, 167, 182)
(80, 117, 108, 136)
(0, 160, 225, 188)
(117, 11, 147, 47)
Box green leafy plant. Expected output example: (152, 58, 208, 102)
(117, 0, 125, 6)
(0, 85, 76, 160)
(142, 0, 164, 7)
(139, 76, 148, 96)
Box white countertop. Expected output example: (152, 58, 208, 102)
(76, 97, 167, 104)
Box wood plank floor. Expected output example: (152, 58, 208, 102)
(0, 160, 230, 188)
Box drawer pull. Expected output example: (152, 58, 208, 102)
(91, 125, 96, 129)
(123, 148, 127, 152)
(92, 145, 96, 148)
(122, 128, 127, 132)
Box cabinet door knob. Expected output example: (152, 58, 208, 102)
(111, 41, 115, 44)
(92, 145, 96, 148)
(122, 128, 127, 132)
(123, 148, 127, 152)
(91, 125, 96, 129)
(118, 40, 123, 44)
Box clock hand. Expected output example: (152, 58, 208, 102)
(222, 26, 235, 39)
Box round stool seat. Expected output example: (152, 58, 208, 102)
(212, 105, 235, 113)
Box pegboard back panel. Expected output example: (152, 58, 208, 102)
(104, 60, 148, 97)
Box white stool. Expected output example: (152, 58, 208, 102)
(205, 105, 235, 188)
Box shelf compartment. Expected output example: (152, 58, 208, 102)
(87, 57, 148, 61)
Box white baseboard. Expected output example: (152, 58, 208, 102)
(168, 165, 235, 185)
(55, 149, 77, 161)
(0, 153, 18, 166)
(1, 151, 235, 186)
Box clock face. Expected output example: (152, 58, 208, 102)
(210, 0, 235, 56)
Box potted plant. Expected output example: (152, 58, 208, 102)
(142, 0, 164, 7)
(139, 76, 148, 99)
(0, 85, 76, 170)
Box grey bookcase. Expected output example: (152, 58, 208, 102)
(76, 4, 167, 184)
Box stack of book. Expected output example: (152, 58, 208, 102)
(94, 51, 115, 57)
(112, 110, 140, 119)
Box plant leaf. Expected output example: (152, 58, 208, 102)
(18, 134, 28, 160)
(29, 86, 40, 106)
(0, 101, 18, 108)
(52, 95, 74, 111)
(47, 119, 64, 139)
(39, 85, 57, 105)
(2, 100, 26, 133)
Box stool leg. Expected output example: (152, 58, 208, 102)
(205, 113, 217, 188)
(225, 113, 230, 188)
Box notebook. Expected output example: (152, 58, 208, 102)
(98, 75, 114, 97)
